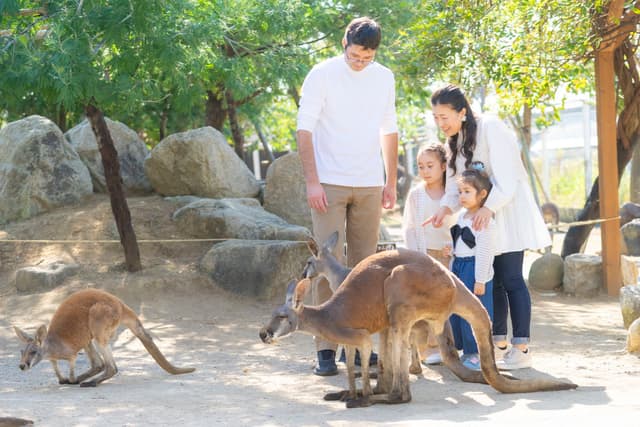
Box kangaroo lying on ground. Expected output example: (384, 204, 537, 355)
(14, 288, 195, 387)
(304, 232, 447, 376)
(261, 248, 577, 408)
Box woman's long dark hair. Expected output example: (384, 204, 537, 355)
(431, 84, 477, 175)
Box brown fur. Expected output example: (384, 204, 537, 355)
(14, 289, 195, 387)
(303, 232, 474, 377)
(262, 249, 577, 408)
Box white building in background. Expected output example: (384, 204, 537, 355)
(530, 100, 597, 200)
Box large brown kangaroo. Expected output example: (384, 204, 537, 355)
(14, 288, 195, 387)
(303, 232, 454, 376)
(261, 248, 577, 408)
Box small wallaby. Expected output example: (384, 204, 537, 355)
(14, 288, 195, 387)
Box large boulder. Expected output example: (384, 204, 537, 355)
(563, 253, 603, 297)
(0, 115, 92, 224)
(620, 284, 640, 329)
(200, 239, 309, 300)
(620, 202, 640, 227)
(621, 219, 640, 256)
(621, 255, 640, 286)
(528, 252, 564, 291)
(627, 317, 640, 354)
(172, 198, 311, 241)
(144, 127, 260, 198)
(263, 152, 312, 230)
(15, 260, 80, 293)
(65, 118, 152, 194)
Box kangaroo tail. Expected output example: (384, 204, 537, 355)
(451, 277, 577, 393)
(123, 308, 195, 375)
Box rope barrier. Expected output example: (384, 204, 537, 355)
(545, 216, 621, 230)
(0, 216, 623, 244)
(0, 237, 311, 244)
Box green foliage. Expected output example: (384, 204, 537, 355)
(402, 0, 594, 126)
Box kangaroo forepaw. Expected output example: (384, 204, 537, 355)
(409, 364, 423, 375)
(346, 395, 372, 409)
(58, 379, 72, 385)
(80, 380, 98, 388)
(387, 390, 412, 404)
(323, 390, 350, 401)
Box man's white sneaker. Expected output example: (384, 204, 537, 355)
(496, 347, 532, 370)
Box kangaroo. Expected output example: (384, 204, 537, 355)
(303, 232, 459, 376)
(14, 288, 195, 387)
(261, 249, 577, 408)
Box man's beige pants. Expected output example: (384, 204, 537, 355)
(310, 184, 383, 352)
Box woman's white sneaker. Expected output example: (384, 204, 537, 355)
(496, 347, 532, 370)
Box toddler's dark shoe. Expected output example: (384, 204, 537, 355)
(313, 350, 338, 376)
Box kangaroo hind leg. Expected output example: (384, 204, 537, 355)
(76, 341, 105, 384)
(80, 340, 117, 387)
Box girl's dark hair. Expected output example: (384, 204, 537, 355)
(417, 142, 447, 187)
(344, 17, 381, 50)
(458, 168, 492, 206)
(431, 84, 477, 175)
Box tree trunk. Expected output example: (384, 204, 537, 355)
(85, 101, 142, 272)
(225, 90, 246, 159)
(288, 84, 300, 109)
(159, 97, 169, 140)
(631, 141, 640, 203)
(205, 88, 227, 131)
(253, 120, 275, 162)
(562, 40, 640, 257)
(56, 104, 67, 132)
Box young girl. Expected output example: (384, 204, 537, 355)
(447, 165, 497, 371)
(402, 142, 455, 364)
(403, 142, 455, 265)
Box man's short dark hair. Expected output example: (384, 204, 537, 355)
(344, 17, 381, 50)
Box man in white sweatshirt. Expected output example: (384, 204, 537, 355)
(296, 16, 399, 376)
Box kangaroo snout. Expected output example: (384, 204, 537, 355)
(259, 327, 273, 344)
(19, 363, 28, 371)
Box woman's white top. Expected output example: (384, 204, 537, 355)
(441, 115, 551, 254)
(296, 55, 397, 187)
(453, 211, 497, 284)
(403, 184, 456, 252)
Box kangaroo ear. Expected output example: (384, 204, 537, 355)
(35, 324, 48, 344)
(324, 231, 339, 253)
(14, 326, 32, 343)
(293, 279, 310, 311)
(285, 279, 298, 307)
(307, 238, 319, 257)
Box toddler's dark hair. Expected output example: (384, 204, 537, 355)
(458, 167, 492, 206)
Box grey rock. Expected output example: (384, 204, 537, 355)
(263, 152, 312, 230)
(65, 118, 152, 194)
(621, 219, 640, 256)
(627, 317, 640, 354)
(620, 284, 640, 329)
(200, 239, 309, 300)
(528, 252, 564, 291)
(15, 261, 80, 293)
(0, 115, 92, 224)
(563, 253, 603, 297)
(172, 198, 312, 242)
(144, 127, 260, 198)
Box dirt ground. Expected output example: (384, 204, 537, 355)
(0, 195, 638, 427)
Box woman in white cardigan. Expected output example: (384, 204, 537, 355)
(425, 84, 551, 370)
